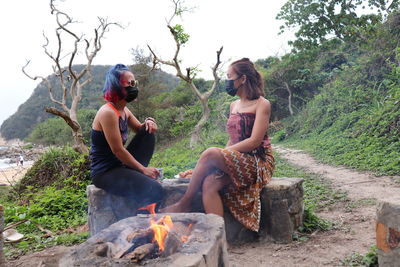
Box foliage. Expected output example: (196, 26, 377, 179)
(274, 129, 287, 141)
(151, 130, 227, 178)
(172, 24, 190, 45)
(21, 144, 34, 150)
(0, 64, 178, 142)
(26, 109, 97, 146)
(258, 39, 347, 119)
(300, 207, 334, 233)
(278, 12, 400, 175)
(341, 246, 378, 267)
(0, 65, 106, 140)
(273, 153, 347, 233)
(276, 0, 397, 50)
(3, 146, 90, 258)
(15, 146, 90, 195)
(5, 185, 88, 231)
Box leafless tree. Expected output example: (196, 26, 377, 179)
(147, 0, 223, 147)
(22, 0, 121, 153)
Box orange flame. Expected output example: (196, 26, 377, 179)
(180, 223, 193, 243)
(150, 215, 173, 251)
(181, 236, 189, 243)
(138, 203, 157, 215)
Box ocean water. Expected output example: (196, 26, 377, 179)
(0, 158, 15, 169)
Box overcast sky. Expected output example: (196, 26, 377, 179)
(0, 0, 293, 126)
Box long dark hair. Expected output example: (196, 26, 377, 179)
(230, 58, 264, 100)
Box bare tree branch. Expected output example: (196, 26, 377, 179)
(44, 107, 80, 131)
(148, 0, 223, 146)
(22, 61, 68, 110)
(206, 46, 223, 98)
(21, 0, 122, 153)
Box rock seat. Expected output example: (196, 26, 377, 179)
(87, 177, 304, 243)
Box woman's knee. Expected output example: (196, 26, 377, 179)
(200, 147, 222, 162)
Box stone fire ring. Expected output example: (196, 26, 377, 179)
(60, 213, 229, 267)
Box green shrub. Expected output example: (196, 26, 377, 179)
(273, 129, 287, 142)
(26, 109, 97, 146)
(341, 246, 378, 267)
(16, 146, 90, 194)
(3, 146, 90, 258)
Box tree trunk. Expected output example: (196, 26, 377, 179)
(72, 128, 89, 154)
(190, 96, 210, 148)
(283, 81, 294, 115)
(45, 107, 89, 154)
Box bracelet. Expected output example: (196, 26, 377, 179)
(145, 117, 156, 123)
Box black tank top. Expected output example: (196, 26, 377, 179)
(90, 103, 128, 176)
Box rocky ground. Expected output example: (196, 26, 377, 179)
(4, 145, 400, 267)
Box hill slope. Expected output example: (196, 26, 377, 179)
(280, 13, 400, 175)
(0, 65, 178, 140)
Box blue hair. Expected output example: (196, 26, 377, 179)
(103, 64, 130, 102)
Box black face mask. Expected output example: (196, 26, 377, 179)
(225, 79, 243, 96)
(125, 85, 139, 102)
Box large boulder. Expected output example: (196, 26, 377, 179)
(87, 177, 304, 244)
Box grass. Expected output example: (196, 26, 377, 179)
(2, 147, 90, 259)
(340, 246, 378, 267)
(344, 198, 377, 213)
(2, 135, 351, 259)
(273, 153, 348, 211)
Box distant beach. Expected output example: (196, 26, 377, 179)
(0, 136, 34, 186)
(0, 163, 33, 186)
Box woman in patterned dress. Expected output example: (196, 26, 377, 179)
(162, 58, 275, 231)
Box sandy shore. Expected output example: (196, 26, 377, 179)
(0, 164, 33, 186)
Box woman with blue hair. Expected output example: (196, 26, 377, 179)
(90, 64, 164, 209)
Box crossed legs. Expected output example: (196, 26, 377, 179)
(161, 147, 231, 216)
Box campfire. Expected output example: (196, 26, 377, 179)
(60, 210, 228, 266)
(100, 203, 194, 263)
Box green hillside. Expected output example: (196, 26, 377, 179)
(274, 13, 400, 175)
(0, 65, 178, 140)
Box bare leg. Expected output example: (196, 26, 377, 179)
(202, 174, 231, 216)
(161, 147, 229, 213)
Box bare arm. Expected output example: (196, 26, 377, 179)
(126, 108, 158, 134)
(225, 101, 236, 147)
(100, 108, 146, 172)
(125, 108, 143, 133)
(226, 98, 271, 152)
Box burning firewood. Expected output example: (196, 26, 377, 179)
(126, 228, 153, 243)
(111, 216, 193, 262)
(125, 243, 157, 262)
(162, 231, 183, 257)
(113, 228, 153, 259)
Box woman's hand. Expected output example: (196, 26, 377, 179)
(142, 166, 160, 179)
(144, 118, 158, 133)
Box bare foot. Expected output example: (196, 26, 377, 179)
(159, 201, 191, 213)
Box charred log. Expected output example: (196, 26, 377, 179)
(162, 232, 183, 257)
(125, 243, 157, 262)
(113, 228, 153, 259)
(94, 242, 114, 257)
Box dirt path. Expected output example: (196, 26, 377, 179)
(274, 146, 400, 203)
(228, 145, 400, 266)
(5, 145, 400, 266)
